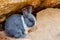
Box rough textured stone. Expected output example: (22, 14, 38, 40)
(40, 0, 60, 8)
(0, 0, 41, 23)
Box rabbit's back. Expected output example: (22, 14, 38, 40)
(5, 14, 25, 36)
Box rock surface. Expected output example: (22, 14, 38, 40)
(0, 0, 60, 23)
(36, 8, 60, 40)
(40, 0, 60, 8)
(0, 0, 41, 23)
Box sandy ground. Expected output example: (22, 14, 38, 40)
(0, 8, 60, 40)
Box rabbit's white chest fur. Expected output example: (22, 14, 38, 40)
(21, 16, 29, 34)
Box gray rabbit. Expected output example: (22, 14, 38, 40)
(5, 6, 36, 38)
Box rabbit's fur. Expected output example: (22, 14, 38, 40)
(5, 6, 36, 38)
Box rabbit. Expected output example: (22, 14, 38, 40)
(5, 6, 36, 38)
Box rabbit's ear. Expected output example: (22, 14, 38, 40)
(28, 6, 32, 14)
(22, 8, 28, 16)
